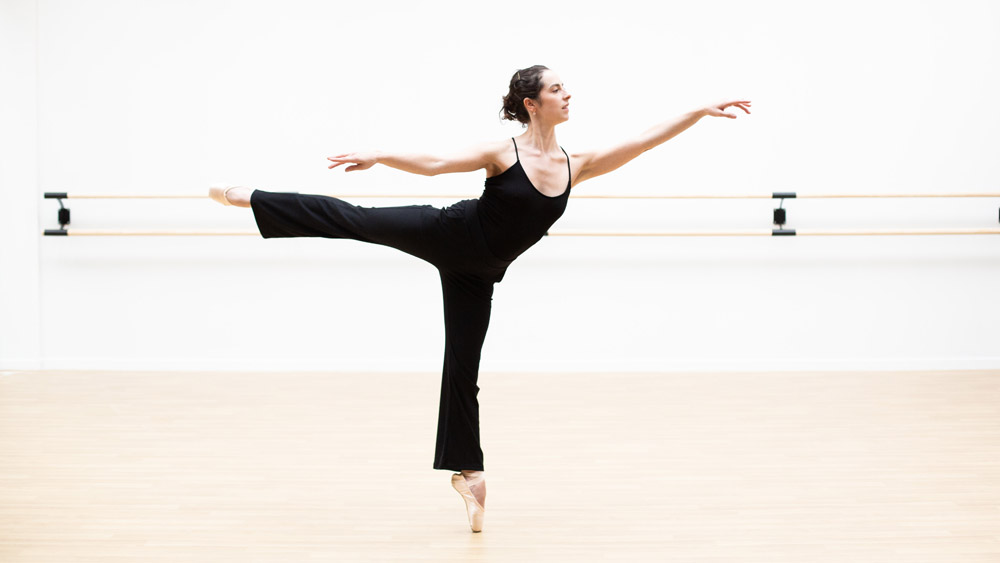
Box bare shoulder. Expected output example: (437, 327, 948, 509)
(432, 138, 514, 176)
(480, 137, 517, 177)
(480, 137, 514, 158)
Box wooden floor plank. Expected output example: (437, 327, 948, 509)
(0, 370, 998, 562)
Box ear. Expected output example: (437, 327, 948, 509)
(523, 97, 536, 115)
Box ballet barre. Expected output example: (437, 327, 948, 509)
(41, 191, 1000, 200)
(41, 191, 1000, 237)
(41, 228, 1000, 237)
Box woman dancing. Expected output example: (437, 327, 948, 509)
(209, 65, 750, 532)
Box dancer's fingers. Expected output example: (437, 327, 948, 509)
(722, 101, 751, 112)
(327, 155, 355, 170)
(706, 100, 752, 118)
(735, 102, 752, 114)
(327, 152, 375, 172)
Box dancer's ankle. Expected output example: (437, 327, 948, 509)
(460, 470, 486, 507)
(226, 186, 253, 207)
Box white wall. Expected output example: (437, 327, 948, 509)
(3, 0, 999, 372)
(0, 0, 41, 369)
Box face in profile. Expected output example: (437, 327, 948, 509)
(528, 70, 571, 124)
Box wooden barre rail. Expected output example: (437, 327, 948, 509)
(43, 192, 1000, 200)
(42, 228, 1000, 237)
(41, 192, 1000, 237)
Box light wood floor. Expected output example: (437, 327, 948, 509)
(0, 370, 998, 562)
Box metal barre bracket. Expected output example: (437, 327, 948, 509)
(44, 193, 71, 229)
(772, 192, 795, 229)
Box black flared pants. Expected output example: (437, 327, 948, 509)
(250, 190, 512, 471)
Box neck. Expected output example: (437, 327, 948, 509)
(520, 122, 560, 155)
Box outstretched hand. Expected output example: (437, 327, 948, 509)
(327, 152, 378, 172)
(702, 100, 752, 119)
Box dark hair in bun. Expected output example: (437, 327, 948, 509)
(500, 65, 549, 125)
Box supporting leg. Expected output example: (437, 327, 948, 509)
(433, 270, 495, 473)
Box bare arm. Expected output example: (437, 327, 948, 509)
(327, 140, 506, 177)
(574, 100, 751, 185)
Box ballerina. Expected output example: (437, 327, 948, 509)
(210, 64, 750, 532)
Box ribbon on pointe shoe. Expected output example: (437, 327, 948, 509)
(461, 470, 485, 487)
(451, 472, 485, 532)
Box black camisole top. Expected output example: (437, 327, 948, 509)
(476, 138, 572, 261)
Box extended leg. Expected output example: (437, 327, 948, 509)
(248, 190, 448, 264)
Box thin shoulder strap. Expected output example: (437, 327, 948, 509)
(511, 137, 519, 161)
(560, 146, 572, 188)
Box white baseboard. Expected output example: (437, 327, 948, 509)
(18, 356, 1000, 373)
(0, 359, 43, 371)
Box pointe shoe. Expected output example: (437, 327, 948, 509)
(208, 184, 243, 206)
(451, 473, 485, 532)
